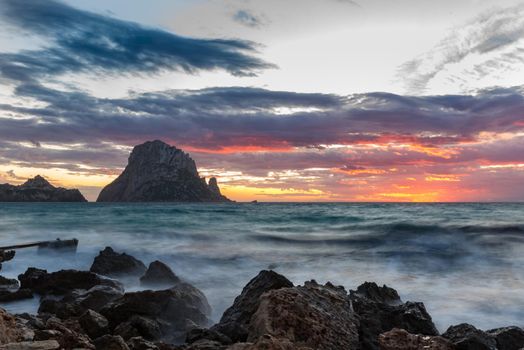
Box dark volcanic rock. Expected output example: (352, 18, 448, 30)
(212, 270, 293, 342)
(71, 285, 125, 312)
(0, 175, 87, 202)
(127, 336, 159, 350)
(114, 315, 162, 341)
(186, 328, 232, 345)
(140, 261, 180, 287)
(90, 247, 147, 277)
(18, 268, 122, 295)
(0, 288, 33, 302)
(350, 281, 438, 350)
(101, 283, 211, 343)
(379, 328, 454, 350)
(487, 326, 524, 350)
(38, 298, 85, 319)
(94, 334, 130, 350)
(79, 309, 109, 339)
(0, 275, 19, 290)
(442, 323, 496, 350)
(96, 140, 230, 202)
(247, 280, 360, 350)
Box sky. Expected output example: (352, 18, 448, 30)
(0, 0, 524, 202)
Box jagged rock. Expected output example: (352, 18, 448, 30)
(186, 328, 232, 345)
(0, 175, 86, 202)
(0, 276, 18, 290)
(0, 309, 24, 344)
(114, 316, 162, 341)
(247, 280, 360, 350)
(0, 289, 33, 303)
(94, 335, 130, 350)
(38, 298, 84, 319)
(212, 270, 293, 342)
(90, 247, 147, 277)
(442, 323, 496, 350)
(140, 261, 180, 287)
(127, 337, 159, 350)
(18, 268, 122, 295)
(79, 309, 109, 339)
(228, 334, 314, 350)
(96, 140, 230, 202)
(379, 328, 454, 350)
(0, 340, 60, 350)
(350, 282, 438, 350)
(70, 284, 125, 312)
(36, 317, 94, 349)
(487, 326, 524, 350)
(101, 283, 211, 343)
(185, 339, 226, 350)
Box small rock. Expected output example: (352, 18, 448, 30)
(212, 270, 293, 342)
(114, 316, 161, 341)
(90, 247, 146, 277)
(487, 326, 524, 350)
(38, 298, 84, 319)
(442, 323, 497, 350)
(186, 328, 232, 345)
(140, 261, 180, 287)
(94, 335, 130, 350)
(127, 337, 159, 350)
(0, 340, 60, 350)
(379, 328, 454, 350)
(79, 309, 109, 339)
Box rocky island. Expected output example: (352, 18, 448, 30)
(0, 247, 523, 350)
(0, 176, 86, 202)
(97, 140, 230, 202)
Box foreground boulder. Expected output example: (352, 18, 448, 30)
(96, 140, 230, 202)
(487, 326, 524, 350)
(379, 328, 454, 350)
(18, 268, 122, 295)
(101, 283, 211, 343)
(248, 280, 360, 350)
(350, 282, 438, 350)
(442, 323, 496, 350)
(90, 247, 147, 277)
(212, 270, 293, 342)
(0, 175, 86, 202)
(0, 309, 24, 344)
(140, 261, 180, 287)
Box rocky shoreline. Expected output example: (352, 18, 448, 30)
(0, 247, 522, 350)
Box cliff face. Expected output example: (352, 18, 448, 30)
(96, 140, 230, 202)
(0, 175, 87, 202)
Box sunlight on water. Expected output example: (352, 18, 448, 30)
(0, 202, 523, 331)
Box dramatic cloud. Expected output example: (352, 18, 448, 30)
(0, 0, 273, 85)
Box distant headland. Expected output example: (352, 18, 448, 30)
(0, 175, 87, 202)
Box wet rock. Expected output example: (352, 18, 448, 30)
(101, 283, 211, 343)
(18, 268, 122, 295)
(247, 280, 360, 350)
(212, 270, 293, 342)
(185, 328, 232, 345)
(228, 334, 313, 350)
(0, 289, 33, 303)
(0, 340, 60, 350)
(38, 298, 84, 319)
(486, 326, 524, 350)
(185, 339, 226, 350)
(94, 335, 130, 350)
(127, 337, 159, 350)
(350, 282, 438, 350)
(79, 309, 109, 339)
(379, 328, 454, 350)
(71, 285, 125, 312)
(90, 247, 146, 277)
(0, 276, 18, 290)
(442, 323, 496, 350)
(114, 316, 162, 341)
(140, 261, 180, 287)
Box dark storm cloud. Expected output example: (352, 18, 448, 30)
(0, 0, 273, 84)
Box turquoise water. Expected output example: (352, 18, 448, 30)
(0, 202, 523, 331)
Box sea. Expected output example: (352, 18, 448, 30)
(0, 202, 523, 332)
